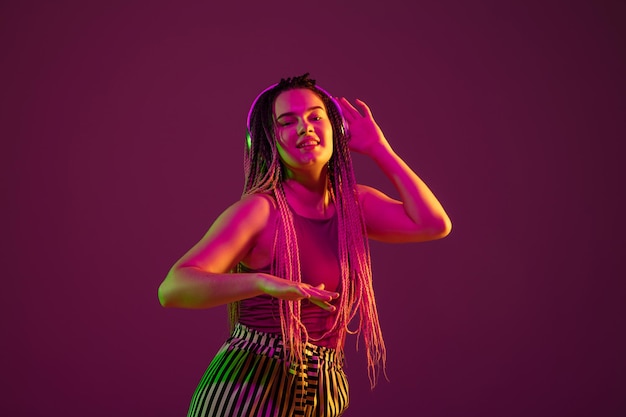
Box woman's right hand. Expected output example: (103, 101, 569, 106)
(258, 274, 339, 312)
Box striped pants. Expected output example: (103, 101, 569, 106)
(187, 323, 349, 417)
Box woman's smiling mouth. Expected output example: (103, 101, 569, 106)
(296, 139, 320, 149)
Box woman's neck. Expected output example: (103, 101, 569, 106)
(282, 176, 334, 219)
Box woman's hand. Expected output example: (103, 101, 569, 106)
(258, 274, 339, 312)
(337, 97, 390, 156)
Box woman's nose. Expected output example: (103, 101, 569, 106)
(297, 120, 312, 135)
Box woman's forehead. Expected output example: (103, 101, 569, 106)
(273, 89, 326, 116)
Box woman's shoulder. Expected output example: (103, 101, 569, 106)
(239, 192, 277, 211)
(229, 192, 278, 228)
(355, 183, 377, 202)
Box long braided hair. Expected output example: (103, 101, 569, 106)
(230, 73, 386, 387)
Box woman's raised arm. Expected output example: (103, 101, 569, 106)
(337, 97, 452, 243)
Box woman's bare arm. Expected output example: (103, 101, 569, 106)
(158, 194, 338, 310)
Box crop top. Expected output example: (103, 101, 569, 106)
(238, 208, 341, 348)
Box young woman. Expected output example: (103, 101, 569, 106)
(158, 74, 451, 417)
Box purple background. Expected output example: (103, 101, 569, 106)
(2, 1, 625, 416)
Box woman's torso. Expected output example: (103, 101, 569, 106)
(238, 193, 342, 347)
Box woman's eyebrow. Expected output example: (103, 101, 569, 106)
(276, 106, 325, 120)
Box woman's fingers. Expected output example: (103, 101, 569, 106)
(260, 275, 338, 311)
(303, 284, 339, 312)
(337, 97, 361, 121)
(355, 98, 373, 118)
(337, 97, 373, 121)
(305, 285, 339, 301)
(309, 298, 337, 312)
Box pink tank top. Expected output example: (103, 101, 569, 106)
(238, 208, 341, 348)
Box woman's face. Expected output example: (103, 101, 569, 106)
(273, 88, 334, 174)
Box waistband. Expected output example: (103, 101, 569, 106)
(228, 323, 341, 369)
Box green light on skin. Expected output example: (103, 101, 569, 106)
(246, 130, 252, 150)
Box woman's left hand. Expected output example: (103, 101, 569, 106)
(337, 97, 390, 156)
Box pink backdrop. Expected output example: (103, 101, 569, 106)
(2, 1, 625, 415)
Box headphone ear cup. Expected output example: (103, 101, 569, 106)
(246, 128, 252, 151)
